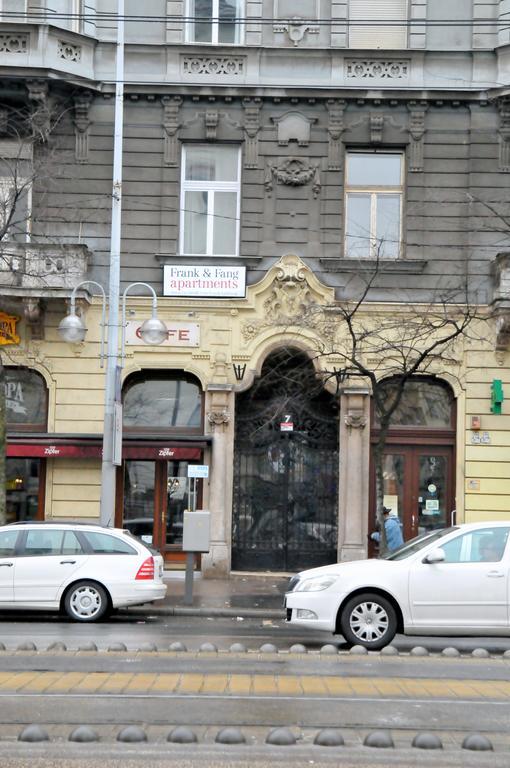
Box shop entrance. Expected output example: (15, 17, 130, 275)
(377, 446, 455, 541)
(120, 459, 202, 562)
(370, 377, 456, 549)
(232, 349, 339, 572)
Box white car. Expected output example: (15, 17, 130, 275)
(0, 522, 167, 622)
(285, 522, 510, 650)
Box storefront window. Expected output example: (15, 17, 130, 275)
(6, 458, 41, 522)
(123, 372, 202, 431)
(5, 367, 47, 430)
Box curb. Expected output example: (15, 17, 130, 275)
(126, 606, 285, 619)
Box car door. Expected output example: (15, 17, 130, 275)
(14, 529, 90, 604)
(0, 529, 19, 603)
(408, 526, 510, 630)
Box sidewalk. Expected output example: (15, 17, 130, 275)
(129, 572, 289, 619)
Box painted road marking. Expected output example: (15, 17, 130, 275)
(0, 672, 508, 701)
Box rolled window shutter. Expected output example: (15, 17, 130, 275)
(349, 0, 408, 49)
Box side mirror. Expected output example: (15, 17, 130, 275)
(423, 547, 446, 564)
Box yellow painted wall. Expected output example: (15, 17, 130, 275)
(463, 339, 510, 524)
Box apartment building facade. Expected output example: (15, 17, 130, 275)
(1, 1, 510, 574)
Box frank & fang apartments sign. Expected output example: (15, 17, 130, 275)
(163, 265, 246, 298)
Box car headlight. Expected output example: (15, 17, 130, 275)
(294, 575, 337, 592)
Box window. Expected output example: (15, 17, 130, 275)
(375, 378, 455, 429)
(349, 0, 408, 49)
(83, 531, 137, 555)
(0, 177, 32, 242)
(187, 0, 244, 44)
(0, 530, 19, 557)
(5, 368, 48, 431)
(180, 145, 241, 257)
(23, 530, 84, 556)
(0, 1, 27, 22)
(345, 151, 403, 259)
(123, 372, 203, 431)
(441, 527, 510, 564)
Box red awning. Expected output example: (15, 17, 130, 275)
(7, 438, 205, 460)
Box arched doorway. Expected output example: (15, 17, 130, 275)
(370, 376, 456, 547)
(232, 349, 339, 571)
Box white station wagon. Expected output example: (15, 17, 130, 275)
(285, 522, 510, 649)
(0, 522, 167, 622)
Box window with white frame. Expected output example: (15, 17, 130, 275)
(0, 178, 32, 242)
(180, 145, 241, 257)
(344, 151, 403, 260)
(187, 0, 244, 44)
(349, 0, 408, 49)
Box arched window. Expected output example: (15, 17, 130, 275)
(123, 371, 203, 432)
(375, 377, 455, 429)
(5, 367, 47, 432)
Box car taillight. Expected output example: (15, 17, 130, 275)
(135, 556, 155, 580)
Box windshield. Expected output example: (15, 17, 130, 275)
(383, 527, 457, 561)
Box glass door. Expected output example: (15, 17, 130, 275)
(163, 461, 190, 551)
(122, 460, 196, 561)
(122, 460, 156, 546)
(371, 445, 454, 550)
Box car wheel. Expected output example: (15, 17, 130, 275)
(339, 592, 397, 650)
(64, 581, 109, 622)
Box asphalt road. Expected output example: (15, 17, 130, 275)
(1, 611, 510, 653)
(0, 612, 509, 767)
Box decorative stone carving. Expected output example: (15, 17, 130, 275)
(345, 59, 410, 80)
(26, 80, 50, 142)
(57, 40, 81, 62)
(205, 109, 219, 140)
(344, 412, 367, 430)
(22, 298, 45, 339)
(264, 157, 320, 198)
(273, 17, 319, 46)
(0, 32, 29, 53)
(208, 410, 231, 427)
(495, 312, 510, 351)
(271, 111, 317, 146)
(182, 56, 245, 76)
(498, 98, 510, 172)
(369, 113, 384, 145)
(162, 96, 182, 167)
(242, 98, 262, 169)
(326, 99, 345, 171)
(407, 102, 427, 172)
(73, 92, 92, 164)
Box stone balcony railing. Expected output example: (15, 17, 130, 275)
(0, 241, 89, 294)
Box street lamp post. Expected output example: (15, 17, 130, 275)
(59, 281, 167, 526)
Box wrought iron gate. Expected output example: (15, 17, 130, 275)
(232, 352, 339, 572)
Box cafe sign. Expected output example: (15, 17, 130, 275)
(163, 265, 246, 298)
(124, 321, 200, 347)
(0, 311, 20, 346)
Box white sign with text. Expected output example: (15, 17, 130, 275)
(124, 321, 200, 347)
(164, 265, 246, 298)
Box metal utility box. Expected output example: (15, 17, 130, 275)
(183, 510, 211, 552)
